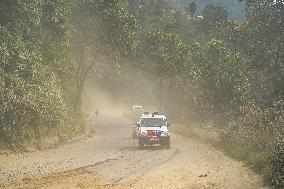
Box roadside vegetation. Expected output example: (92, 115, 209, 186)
(0, 0, 283, 188)
(0, 0, 138, 150)
(129, 0, 283, 187)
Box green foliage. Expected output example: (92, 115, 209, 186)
(71, 0, 139, 114)
(213, 1, 283, 106)
(91, 0, 139, 57)
(40, 0, 73, 72)
(186, 0, 197, 17)
(0, 1, 282, 187)
(144, 31, 187, 76)
(132, 1, 232, 43)
(203, 4, 229, 22)
(268, 137, 284, 188)
(195, 39, 247, 115)
(143, 31, 189, 109)
(0, 0, 140, 150)
(219, 100, 284, 187)
(141, 8, 282, 185)
(201, 4, 229, 33)
(212, 20, 243, 52)
(0, 26, 67, 149)
(172, 39, 247, 122)
(143, 32, 247, 120)
(0, 0, 85, 150)
(129, 0, 246, 20)
(196, 0, 245, 20)
(0, 0, 43, 32)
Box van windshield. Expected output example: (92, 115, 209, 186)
(141, 118, 166, 127)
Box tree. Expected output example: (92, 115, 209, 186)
(143, 31, 188, 110)
(202, 4, 229, 32)
(0, 0, 76, 148)
(214, 0, 283, 105)
(212, 20, 245, 52)
(187, 0, 197, 17)
(0, 26, 66, 149)
(71, 0, 139, 114)
(174, 39, 247, 122)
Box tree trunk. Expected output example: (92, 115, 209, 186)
(158, 72, 164, 112)
(74, 48, 96, 116)
(74, 80, 84, 115)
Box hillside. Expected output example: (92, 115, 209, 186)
(128, 0, 246, 20)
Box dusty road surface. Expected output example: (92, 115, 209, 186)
(0, 114, 270, 189)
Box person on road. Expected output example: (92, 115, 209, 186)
(95, 110, 100, 117)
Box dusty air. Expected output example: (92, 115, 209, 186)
(0, 0, 283, 189)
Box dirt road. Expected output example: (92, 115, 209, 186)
(0, 114, 270, 189)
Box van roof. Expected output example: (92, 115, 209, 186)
(141, 114, 166, 119)
(132, 105, 143, 108)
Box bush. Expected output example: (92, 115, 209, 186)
(219, 99, 284, 186)
(268, 137, 284, 188)
(0, 27, 67, 150)
(57, 113, 86, 142)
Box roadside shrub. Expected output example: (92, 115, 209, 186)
(219, 99, 284, 186)
(268, 137, 284, 188)
(57, 113, 86, 142)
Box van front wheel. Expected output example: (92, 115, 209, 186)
(165, 139, 170, 149)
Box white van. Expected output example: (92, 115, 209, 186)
(132, 105, 144, 112)
(134, 112, 170, 149)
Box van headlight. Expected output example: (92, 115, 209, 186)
(139, 132, 147, 137)
(161, 131, 169, 136)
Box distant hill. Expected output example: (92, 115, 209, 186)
(128, 0, 246, 21)
(178, 0, 246, 20)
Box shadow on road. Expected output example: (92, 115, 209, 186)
(121, 144, 170, 152)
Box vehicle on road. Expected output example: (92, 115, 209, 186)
(132, 105, 144, 112)
(132, 112, 150, 138)
(135, 112, 170, 149)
